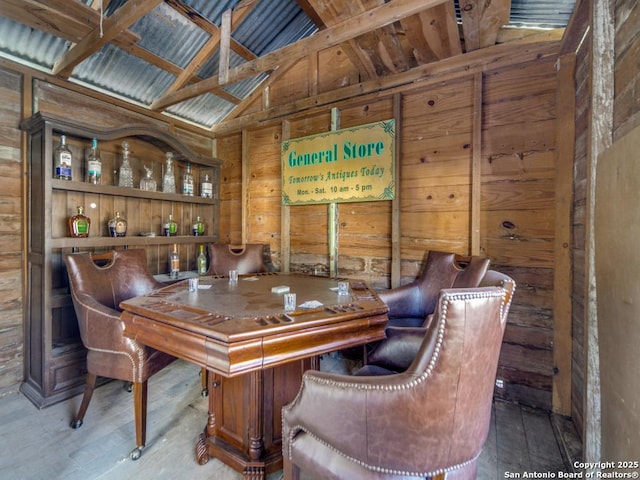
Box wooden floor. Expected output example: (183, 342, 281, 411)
(0, 358, 581, 480)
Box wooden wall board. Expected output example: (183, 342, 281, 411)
(0, 66, 23, 397)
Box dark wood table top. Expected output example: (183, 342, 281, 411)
(120, 273, 388, 377)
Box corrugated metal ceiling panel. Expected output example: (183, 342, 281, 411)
(0, 0, 576, 129)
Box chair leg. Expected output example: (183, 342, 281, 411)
(200, 367, 208, 396)
(130, 381, 148, 460)
(71, 372, 97, 429)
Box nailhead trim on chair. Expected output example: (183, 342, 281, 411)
(284, 287, 509, 476)
(286, 426, 481, 478)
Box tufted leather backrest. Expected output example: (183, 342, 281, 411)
(206, 243, 269, 275)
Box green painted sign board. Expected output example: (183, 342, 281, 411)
(281, 119, 395, 205)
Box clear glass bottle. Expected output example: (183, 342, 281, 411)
(182, 163, 194, 196)
(192, 216, 205, 236)
(85, 138, 101, 184)
(69, 206, 90, 237)
(197, 244, 207, 275)
(162, 152, 176, 193)
(163, 213, 178, 236)
(139, 165, 157, 191)
(169, 244, 180, 279)
(54, 134, 73, 180)
(108, 211, 127, 237)
(118, 141, 134, 188)
(200, 172, 213, 198)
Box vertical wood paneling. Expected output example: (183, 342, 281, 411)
(0, 66, 23, 395)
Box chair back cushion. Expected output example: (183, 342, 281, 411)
(207, 243, 268, 275)
(65, 249, 161, 310)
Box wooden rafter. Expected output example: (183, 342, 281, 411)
(52, 0, 163, 77)
(151, 0, 449, 111)
(460, 0, 512, 52)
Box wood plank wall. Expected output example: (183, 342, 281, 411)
(0, 66, 23, 394)
(215, 44, 561, 410)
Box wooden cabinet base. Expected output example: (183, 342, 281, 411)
(197, 358, 318, 479)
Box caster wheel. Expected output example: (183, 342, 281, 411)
(130, 447, 142, 461)
(70, 419, 83, 429)
(201, 388, 208, 397)
(124, 382, 133, 393)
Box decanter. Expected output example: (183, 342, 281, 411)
(118, 141, 134, 188)
(54, 134, 73, 180)
(163, 213, 178, 236)
(139, 165, 157, 191)
(162, 152, 176, 193)
(191, 216, 205, 236)
(182, 163, 194, 196)
(85, 138, 101, 184)
(108, 211, 127, 237)
(69, 206, 90, 238)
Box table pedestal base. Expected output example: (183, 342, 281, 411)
(197, 357, 317, 479)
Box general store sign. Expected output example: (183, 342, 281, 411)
(281, 119, 395, 205)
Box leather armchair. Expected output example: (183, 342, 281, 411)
(378, 250, 490, 328)
(359, 269, 515, 376)
(64, 249, 176, 460)
(206, 243, 274, 275)
(282, 271, 515, 480)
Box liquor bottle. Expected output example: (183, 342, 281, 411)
(118, 141, 134, 188)
(139, 165, 157, 191)
(85, 138, 102, 184)
(108, 211, 127, 237)
(169, 244, 180, 279)
(69, 206, 90, 238)
(54, 134, 73, 180)
(192, 216, 205, 236)
(182, 163, 194, 196)
(197, 244, 207, 275)
(163, 213, 178, 236)
(200, 172, 213, 198)
(162, 152, 176, 193)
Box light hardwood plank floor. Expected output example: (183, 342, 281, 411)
(0, 358, 581, 479)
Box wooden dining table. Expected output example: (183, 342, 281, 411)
(120, 272, 388, 479)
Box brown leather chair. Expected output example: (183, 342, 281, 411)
(64, 249, 176, 460)
(359, 269, 516, 376)
(206, 243, 273, 276)
(378, 250, 490, 328)
(282, 271, 515, 480)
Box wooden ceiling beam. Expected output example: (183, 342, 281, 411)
(52, 0, 163, 77)
(400, 1, 461, 64)
(165, 0, 257, 61)
(211, 32, 562, 135)
(460, 0, 512, 52)
(161, 0, 256, 97)
(151, 0, 449, 111)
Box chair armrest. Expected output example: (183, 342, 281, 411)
(71, 292, 129, 351)
(365, 326, 427, 372)
(377, 282, 424, 318)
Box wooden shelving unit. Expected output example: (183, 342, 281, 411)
(20, 112, 221, 408)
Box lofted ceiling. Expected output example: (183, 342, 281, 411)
(0, 0, 576, 131)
